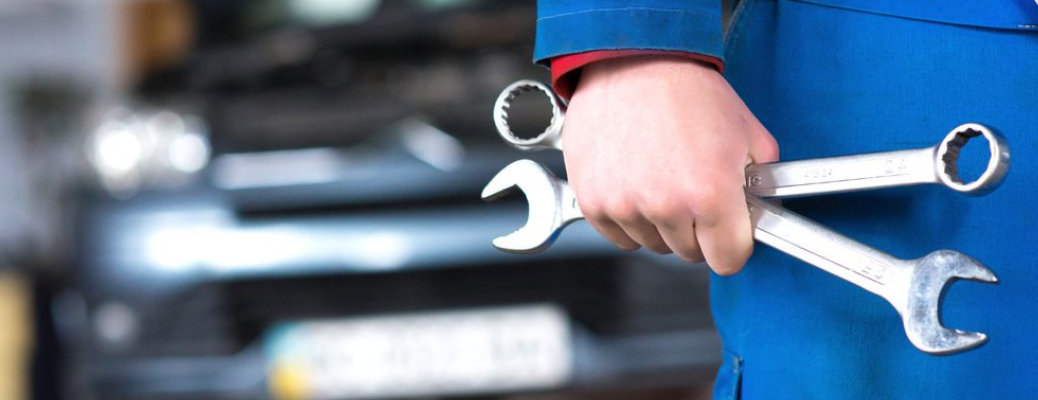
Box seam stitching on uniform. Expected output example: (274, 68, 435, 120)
(725, 0, 758, 55)
(786, 0, 1038, 32)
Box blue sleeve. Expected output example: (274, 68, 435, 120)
(534, 1, 725, 66)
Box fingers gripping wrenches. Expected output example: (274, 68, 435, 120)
(484, 80, 1010, 355)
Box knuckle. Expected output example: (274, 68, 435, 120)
(579, 199, 606, 221)
(687, 185, 724, 217)
(759, 145, 780, 163)
(605, 198, 640, 224)
(576, 192, 611, 222)
(641, 196, 685, 225)
(765, 140, 781, 160)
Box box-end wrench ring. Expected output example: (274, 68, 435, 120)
(494, 80, 565, 151)
(494, 80, 1010, 197)
(481, 160, 998, 355)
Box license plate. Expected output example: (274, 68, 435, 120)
(265, 304, 572, 400)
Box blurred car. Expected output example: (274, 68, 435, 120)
(59, 1, 723, 399)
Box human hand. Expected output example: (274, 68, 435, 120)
(562, 56, 779, 274)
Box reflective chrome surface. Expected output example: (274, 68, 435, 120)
(483, 160, 999, 355)
(747, 123, 1009, 198)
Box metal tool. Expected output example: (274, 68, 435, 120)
(481, 159, 998, 355)
(494, 80, 566, 151)
(495, 80, 1010, 197)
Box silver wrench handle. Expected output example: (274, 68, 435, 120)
(746, 196, 908, 303)
(747, 147, 937, 198)
(746, 123, 1009, 198)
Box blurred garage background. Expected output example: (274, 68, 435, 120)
(0, 1, 727, 399)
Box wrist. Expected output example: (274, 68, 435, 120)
(579, 55, 722, 93)
(551, 51, 722, 100)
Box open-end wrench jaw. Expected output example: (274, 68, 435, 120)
(481, 160, 576, 253)
(901, 250, 999, 355)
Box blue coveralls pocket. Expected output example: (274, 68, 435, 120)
(712, 348, 744, 400)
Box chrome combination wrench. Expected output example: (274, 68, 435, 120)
(483, 80, 1011, 355)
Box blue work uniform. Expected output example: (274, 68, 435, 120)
(535, 1, 1038, 398)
